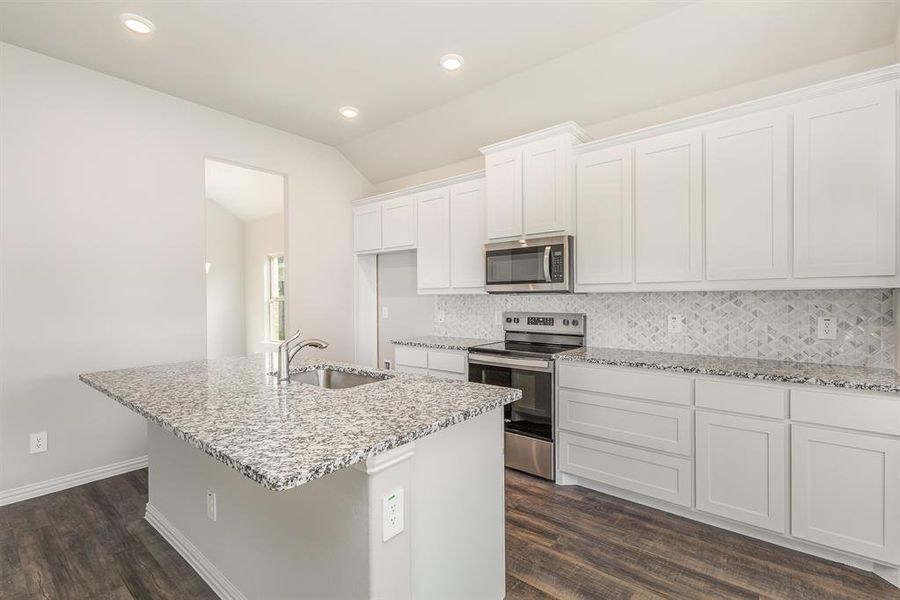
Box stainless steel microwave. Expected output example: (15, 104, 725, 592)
(484, 236, 573, 293)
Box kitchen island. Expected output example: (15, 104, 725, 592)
(80, 354, 521, 600)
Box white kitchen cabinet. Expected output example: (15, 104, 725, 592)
(634, 129, 703, 283)
(392, 345, 468, 380)
(449, 179, 486, 290)
(793, 84, 897, 278)
(353, 204, 382, 253)
(380, 194, 417, 251)
(575, 145, 634, 286)
(416, 188, 451, 291)
(696, 411, 786, 533)
(484, 149, 523, 240)
(523, 136, 569, 236)
(705, 110, 789, 281)
(791, 425, 900, 563)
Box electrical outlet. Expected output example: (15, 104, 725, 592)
(29, 431, 47, 454)
(817, 316, 837, 340)
(206, 489, 217, 522)
(383, 359, 392, 370)
(382, 488, 404, 542)
(667, 314, 684, 334)
(382, 306, 389, 319)
(435, 308, 446, 323)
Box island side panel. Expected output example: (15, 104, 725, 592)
(145, 423, 372, 600)
(411, 408, 506, 600)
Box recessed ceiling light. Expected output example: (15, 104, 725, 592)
(339, 106, 359, 119)
(440, 54, 464, 71)
(120, 13, 155, 35)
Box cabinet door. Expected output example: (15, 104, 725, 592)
(696, 412, 786, 533)
(381, 195, 417, 251)
(485, 149, 523, 240)
(353, 204, 382, 253)
(793, 84, 897, 278)
(705, 110, 789, 280)
(576, 146, 633, 285)
(450, 179, 486, 290)
(792, 425, 900, 563)
(416, 188, 451, 291)
(634, 129, 703, 282)
(523, 137, 568, 235)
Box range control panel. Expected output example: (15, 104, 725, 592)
(503, 312, 586, 335)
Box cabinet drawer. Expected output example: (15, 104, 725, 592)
(558, 363, 692, 406)
(394, 346, 428, 369)
(395, 365, 428, 376)
(427, 350, 466, 374)
(559, 389, 692, 455)
(790, 388, 900, 436)
(558, 432, 692, 506)
(429, 369, 466, 381)
(695, 379, 787, 419)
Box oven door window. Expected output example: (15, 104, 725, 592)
(468, 362, 553, 441)
(486, 247, 548, 285)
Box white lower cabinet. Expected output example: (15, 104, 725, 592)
(791, 425, 900, 564)
(558, 431, 693, 507)
(392, 345, 468, 380)
(695, 411, 786, 533)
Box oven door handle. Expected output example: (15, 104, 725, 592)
(543, 246, 552, 282)
(468, 353, 552, 371)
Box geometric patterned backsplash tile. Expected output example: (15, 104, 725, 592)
(434, 289, 896, 369)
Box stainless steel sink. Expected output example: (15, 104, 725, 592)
(290, 368, 390, 389)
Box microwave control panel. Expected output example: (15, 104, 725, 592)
(551, 249, 564, 281)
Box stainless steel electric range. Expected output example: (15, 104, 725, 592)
(468, 311, 586, 480)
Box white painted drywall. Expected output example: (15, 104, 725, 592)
(372, 45, 896, 192)
(0, 43, 371, 495)
(206, 200, 246, 359)
(376, 251, 434, 368)
(244, 213, 284, 355)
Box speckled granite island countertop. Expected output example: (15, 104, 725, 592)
(79, 355, 521, 491)
(390, 335, 499, 351)
(555, 347, 900, 394)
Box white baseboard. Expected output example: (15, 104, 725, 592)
(145, 502, 247, 600)
(0, 455, 148, 507)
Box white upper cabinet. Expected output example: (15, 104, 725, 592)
(705, 110, 790, 280)
(575, 145, 634, 286)
(380, 194, 417, 251)
(449, 179, 486, 290)
(484, 149, 523, 240)
(416, 188, 451, 291)
(353, 204, 381, 253)
(634, 129, 703, 282)
(523, 136, 569, 236)
(482, 123, 588, 241)
(793, 84, 897, 278)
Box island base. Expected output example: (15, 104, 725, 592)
(144, 409, 506, 600)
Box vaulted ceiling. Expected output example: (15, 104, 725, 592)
(2, 1, 899, 184)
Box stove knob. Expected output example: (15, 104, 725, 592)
(572, 319, 579, 327)
(563, 319, 570, 326)
(505, 317, 512, 323)
(513, 317, 520, 324)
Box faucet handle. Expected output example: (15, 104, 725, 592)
(280, 328, 303, 349)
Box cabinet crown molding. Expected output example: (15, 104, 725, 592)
(574, 62, 900, 155)
(478, 121, 591, 155)
(353, 170, 485, 207)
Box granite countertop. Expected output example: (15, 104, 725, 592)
(79, 355, 521, 491)
(555, 347, 900, 394)
(390, 336, 499, 351)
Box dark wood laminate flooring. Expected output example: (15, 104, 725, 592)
(2, 468, 898, 599)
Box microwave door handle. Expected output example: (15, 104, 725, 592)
(543, 246, 552, 282)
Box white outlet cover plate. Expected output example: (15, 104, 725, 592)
(382, 488, 404, 542)
(817, 316, 837, 340)
(667, 314, 684, 334)
(206, 489, 217, 522)
(29, 431, 47, 454)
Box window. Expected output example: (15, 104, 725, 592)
(265, 254, 286, 342)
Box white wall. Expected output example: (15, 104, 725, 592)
(0, 43, 371, 495)
(206, 199, 246, 359)
(376, 251, 434, 367)
(373, 45, 896, 192)
(244, 213, 284, 355)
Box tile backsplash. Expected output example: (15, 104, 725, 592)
(433, 289, 896, 368)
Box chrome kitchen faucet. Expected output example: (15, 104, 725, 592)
(277, 329, 329, 383)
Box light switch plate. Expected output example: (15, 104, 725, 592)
(382, 306, 389, 319)
(382, 488, 404, 542)
(667, 314, 684, 334)
(206, 489, 217, 522)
